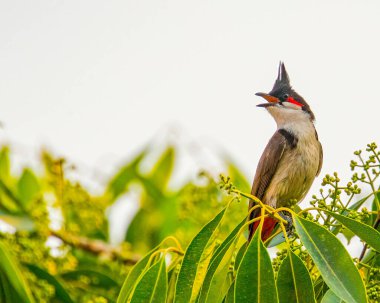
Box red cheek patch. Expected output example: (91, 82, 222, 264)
(287, 97, 303, 107)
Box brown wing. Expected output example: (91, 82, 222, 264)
(248, 131, 287, 240)
(249, 131, 287, 207)
(316, 140, 323, 176)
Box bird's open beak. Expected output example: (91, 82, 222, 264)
(255, 92, 279, 107)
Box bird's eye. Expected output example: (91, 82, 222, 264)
(282, 94, 289, 100)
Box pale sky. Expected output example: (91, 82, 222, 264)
(1, 1, 380, 249)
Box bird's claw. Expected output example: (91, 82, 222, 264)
(279, 211, 294, 237)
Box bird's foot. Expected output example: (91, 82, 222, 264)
(278, 211, 294, 237)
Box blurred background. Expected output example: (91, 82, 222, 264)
(1, 1, 380, 301)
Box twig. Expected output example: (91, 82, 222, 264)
(50, 230, 140, 265)
(359, 217, 380, 261)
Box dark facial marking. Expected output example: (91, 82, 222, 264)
(279, 129, 298, 149)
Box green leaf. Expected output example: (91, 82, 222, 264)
(321, 290, 345, 303)
(0, 147, 10, 181)
(331, 193, 372, 236)
(234, 243, 246, 271)
(117, 247, 157, 303)
(167, 257, 181, 303)
(25, 263, 74, 303)
(61, 268, 119, 288)
(224, 282, 235, 303)
(107, 148, 147, 199)
(339, 227, 356, 245)
(149, 146, 175, 190)
(0, 271, 24, 302)
(0, 212, 34, 230)
(0, 179, 24, 212)
(174, 207, 227, 303)
(369, 189, 380, 227)
(235, 222, 278, 303)
(294, 215, 367, 303)
(314, 276, 329, 302)
(276, 251, 315, 303)
(198, 218, 246, 303)
(210, 218, 245, 267)
(136, 175, 164, 200)
(0, 241, 35, 303)
(129, 258, 167, 303)
(268, 231, 286, 247)
(17, 168, 40, 208)
(347, 193, 372, 212)
(326, 211, 380, 252)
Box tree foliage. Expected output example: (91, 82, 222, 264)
(0, 142, 379, 302)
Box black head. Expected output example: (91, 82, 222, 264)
(256, 62, 315, 121)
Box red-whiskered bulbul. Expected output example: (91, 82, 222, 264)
(248, 62, 323, 242)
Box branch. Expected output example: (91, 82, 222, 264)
(49, 230, 140, 265)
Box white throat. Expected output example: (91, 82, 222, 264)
(267, 106, 315, 139)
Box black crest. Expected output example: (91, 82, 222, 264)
(269, 62, 315, 120)
(272, 62, 290, 92)
(269, 62, 292, 96)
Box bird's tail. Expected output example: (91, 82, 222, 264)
(248, 208, 278, 242)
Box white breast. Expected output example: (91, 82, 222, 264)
(264, 109, 321, 208)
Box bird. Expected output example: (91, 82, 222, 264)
(248, 62, 323, 242)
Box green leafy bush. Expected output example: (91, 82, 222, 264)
(119, 143, 380, 303)
(0, 143, 379, 302)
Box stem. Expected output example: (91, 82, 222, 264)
(359, 154, 379, 210)
(160, 236, 183, 251)
(359, 211, 380, 261)
(279, 222, 290, 247)
(248, 204, 261, 217)
(369, 145, 380, 163)
(238, 214, 269, 239)
(231, 188, 288, 225)
(273, 207, 296, 216)
(344, 192, 355, 209)
(50, 230, 139, 264)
